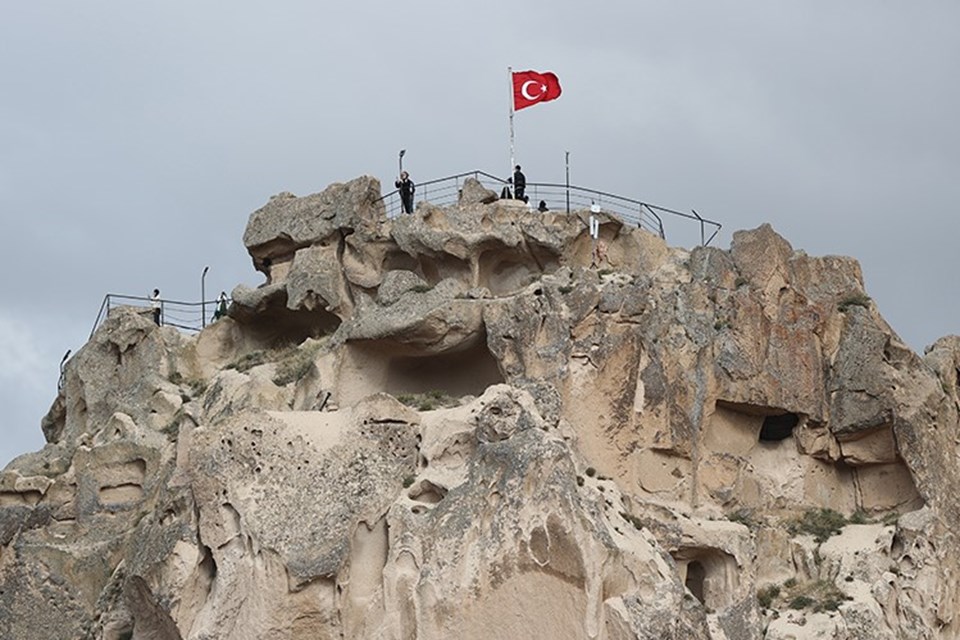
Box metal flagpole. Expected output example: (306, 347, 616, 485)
(508, 66, 515, 186)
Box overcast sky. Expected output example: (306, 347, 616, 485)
(3, 1, 959, 467)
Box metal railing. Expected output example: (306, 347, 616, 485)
(377, 169, 722, 246)
(89, 294, 228, 339)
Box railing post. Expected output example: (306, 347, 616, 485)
(692, 209, 704, 246)
(201, 266, 209, 328)
(90, 294, 110, 339)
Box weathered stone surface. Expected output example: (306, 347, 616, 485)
(284, 243, 348, 314)
(4, 180, 959, 640)
(242, 176, 385, 258)
(458, 176, 498, 205)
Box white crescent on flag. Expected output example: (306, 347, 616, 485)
(520, 80, 544, 101)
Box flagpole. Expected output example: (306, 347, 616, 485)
(508, 66, 515, 186)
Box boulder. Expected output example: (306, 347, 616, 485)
(458, 176, 498, 206)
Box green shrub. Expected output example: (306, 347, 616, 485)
(619, 511, 644, 531)
(789, 508, 847, 543)
(779, 579, 850, 613)
(272, 342, 322, 386)
(815, 596, 843, 613)
(811, 581, 850, 613)
(161, 409, 184, 437)
(186, 378, 208, 396)
(882, 512, 900, 526)
(169, 370, 208, 397)
(837, 293, 871, 312)
(728, 509, 757, 529)
(395, 390, 459, 411)
(848, 510, 871, 525)
(757, 585, 781, 609)
(227, 350, 270, 372)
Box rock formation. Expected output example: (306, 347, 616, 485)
(2, 174, 959, 639)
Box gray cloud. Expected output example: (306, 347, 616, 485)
(3, 1, 958, 465)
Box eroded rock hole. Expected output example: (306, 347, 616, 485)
(672, 547, 738, 610)
(478, 249, 559, 296)
(233, 287, 342, 345)
(408, 480, 446, 504)
(685, 560, 706, 604)
(419, 254, 471, 287)
(339, 328, 506, 407)
(388, 341, 502, 398)
(759, 413, 799, 442)
(382, 250, 420, 274)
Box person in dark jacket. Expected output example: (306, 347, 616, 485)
(513, 165, 526, 201)
(150, 289, 161, 325)
(395, 171, 415, 214)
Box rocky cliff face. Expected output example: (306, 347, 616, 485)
(2, 176, 959, 639)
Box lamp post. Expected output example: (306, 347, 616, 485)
(399, 149, 405, 177)
(58, 349, 71, 391)
(201, 266, 209, 328)
(565, 151, 570, 214)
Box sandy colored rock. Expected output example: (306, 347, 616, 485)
(3, 179, 959, 640)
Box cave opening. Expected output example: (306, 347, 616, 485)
(685, 560, 706, 605)
(339, 329, 505, 407)
(384, 335, 503, 398)
(672, 547, 738, 611)
(759, 413, 799, 442)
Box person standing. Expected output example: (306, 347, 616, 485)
(213, 291, 229, 321)
(513, 165, 526, 201)
(395, 171, 415, 214)
(150, 289, 162, 326)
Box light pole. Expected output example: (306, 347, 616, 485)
(399, 149, 405, 177)
(201, 266, 209, 328)
(58, 349, 71, 391)
(565, 151, 570, 214)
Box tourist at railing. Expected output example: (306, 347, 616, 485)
(395, 171, 415, 214)
(213, 291, 229, 321)
(150, 289, 162, 326)
(513, 165, 526, 201)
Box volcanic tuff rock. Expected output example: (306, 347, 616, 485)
(3, 175, 960, 639)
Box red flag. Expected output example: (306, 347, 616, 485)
(512, 70, 562, 111)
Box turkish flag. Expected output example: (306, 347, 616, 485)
(512, 70, 562, 111)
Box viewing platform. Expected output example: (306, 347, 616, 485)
(378, 170, 722, 247)
(90, 172, 721, 338)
